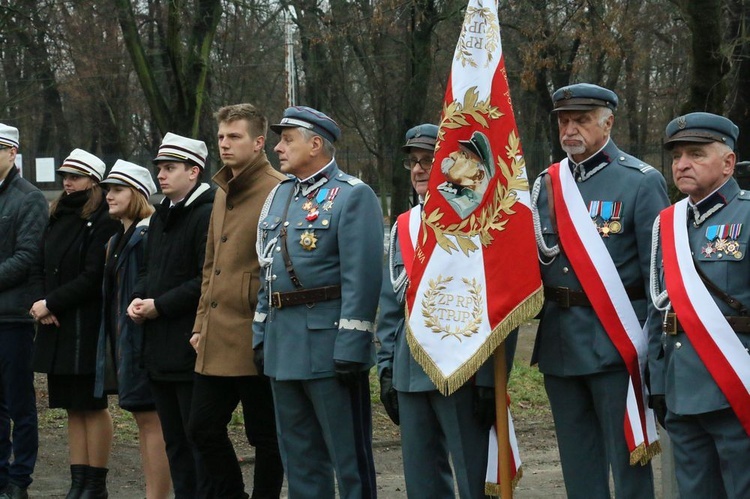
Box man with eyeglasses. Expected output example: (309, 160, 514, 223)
(376, 124, 515, 498)
(0, 124, 45, 499)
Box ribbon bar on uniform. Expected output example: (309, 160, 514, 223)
(271, 285, 342, 309)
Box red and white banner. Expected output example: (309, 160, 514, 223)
(405, 0, 542, 396)
(546, 159, 660, 464)
(660, 200, 750, 436)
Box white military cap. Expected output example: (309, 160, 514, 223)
(101, 159, 157, 198)
(57, 148, 106, 182)
(0, 124, 19, 149)
(153, 132, 208, 169)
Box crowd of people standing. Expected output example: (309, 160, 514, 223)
(0, 87, 748, 499)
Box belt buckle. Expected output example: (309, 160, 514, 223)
(663, 313, 677, 335)
(272, 292, 283, 309)
(559, 287, 570, 309)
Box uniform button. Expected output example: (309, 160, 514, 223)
(717, 253, 723, 259)
(297, 222, 303, 226)
(308, 224, 313, 228)
(215, 269, 221, 275)
(675, 342, 682, 349)
(322, 220, 329, 226)
(275, 247, 281, 252)
(562, 267, 569, 274)
(211, 302, 218, 308)
(272, 275, 277, 281)
(334, 321, 338, 326)
(221, 235, 228, 242)
(284, 221, 290, 227)
(620, 156, 625, 161)
(227, 204, 234, 210)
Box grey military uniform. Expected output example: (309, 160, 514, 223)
(651, 178, 750, 498)
(253, 160, 382, 499)
(376, 211, 517, 498)
(532, 139, 668, 498)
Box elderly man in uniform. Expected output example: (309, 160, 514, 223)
(531, 83, 668, 498)
(252, 106, 382, 499)
(650, 112, 750, 498)
(0, 125, 44, 499)
(377, 124, 516, 498)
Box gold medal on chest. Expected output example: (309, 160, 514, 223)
(300, 230, 317, 251)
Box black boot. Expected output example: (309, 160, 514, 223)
(78, 466, 108, 499)
(65, 464, 87, 499)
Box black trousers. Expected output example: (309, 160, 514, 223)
(149, 378, 213, 499)
(0, 324, 37, 489)
(188, 373, 283, 499)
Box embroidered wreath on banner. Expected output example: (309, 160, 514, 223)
(422, 275, 483, 341)
(455, 5, 500, 68)
(424, 96, 528, 258)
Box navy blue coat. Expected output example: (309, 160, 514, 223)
(95, 219, 154, 409)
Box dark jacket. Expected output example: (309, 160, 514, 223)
(0, 167, 48, 323)
(32, 190, 120, 374)
(133, 183, 214, 381)
(94, 219, 153, 409)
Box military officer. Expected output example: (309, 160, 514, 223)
(252, 106, 382, 499)
(649, 112, 750, 498)
(377, 124, 516, 498)
(531, 83, 668, 498)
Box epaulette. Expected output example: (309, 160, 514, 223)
(334, 171, 363, 186)
(618, 154, 656, 174)
(738, 189, 750, 200)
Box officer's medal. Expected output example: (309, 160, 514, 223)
(589, 201, 622, 237)
(300, 230, 317, 251)
(703, 224, 743, 259)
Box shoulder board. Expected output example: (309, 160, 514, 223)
(738, 189, 750, 200)
(617, 154, 655, 174)
(332, 171, 363, 186)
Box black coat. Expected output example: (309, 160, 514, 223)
(32, 190, 119, 375)
(0, 167, 48, 323)
(133, 183, 215, 381)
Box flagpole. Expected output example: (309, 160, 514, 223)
(494, 343, 513, 499)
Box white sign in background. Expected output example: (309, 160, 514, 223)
(35, 157, 56, 182)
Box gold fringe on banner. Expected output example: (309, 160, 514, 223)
(629, 440, 662, 466)
(407, 285, 544, 397)
(484, 466, 523, 497)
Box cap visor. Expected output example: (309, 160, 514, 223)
(402, 142, 436, 153)
(56, 166, 90, 177)
(552, 104, 601, 112)
(100, 178, 130, 187)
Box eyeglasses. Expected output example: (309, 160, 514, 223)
(402, 157, 434, 171)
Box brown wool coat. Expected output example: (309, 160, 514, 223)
(193, 153, 286, 376)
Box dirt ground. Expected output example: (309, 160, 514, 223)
(30, 324, 669, 498)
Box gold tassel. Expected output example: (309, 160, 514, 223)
(407, 286, 544, 396)
(484, 466, 523, 496)
(629, 440, 662, 466)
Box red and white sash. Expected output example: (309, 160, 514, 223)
(660, 200, 750, 436)
(547, 159, 660, 464)
(397, 206, 421, 278)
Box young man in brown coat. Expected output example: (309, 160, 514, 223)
(188, 104, 285, 499)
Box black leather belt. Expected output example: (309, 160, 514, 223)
(271, 285, 341, 308)
(544, 285, 645, 308)
(664, 311, 750, 335)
